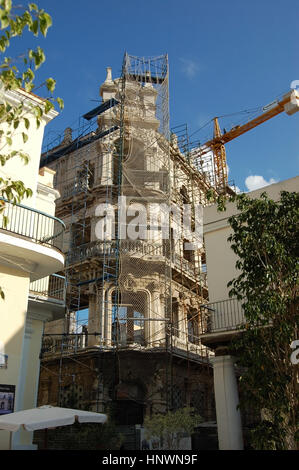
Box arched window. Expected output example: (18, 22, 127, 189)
(111, 290, 148, 346)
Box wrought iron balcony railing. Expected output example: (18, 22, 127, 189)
(0, 198, 65, 251)
(66, 239, 207, 283)
(29, 274, 66, 302)
(200, 298, 245, 334)
(66, 239, 164, 265)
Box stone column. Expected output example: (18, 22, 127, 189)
(13, 312, 51, 450)
(212, 355, 244, 450)
(147, 282, 160, 346)
(179, 293, 188, 343)
(88, 288, 105, 346)
(100, 151, 113, 186)
(105, 289, 113, 346)
(155, 293, 167, 345)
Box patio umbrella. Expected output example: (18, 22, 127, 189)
(0, 405, 107, 449)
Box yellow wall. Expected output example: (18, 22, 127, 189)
(204, 225, 238, 303)
(0, 114, 45, 209)
(0, 89, 58, 210)
(0, 264, 30, 449)
(203, 176, 299, 303)
(13, 318, 44, 448)
(0, 88, 60, 449)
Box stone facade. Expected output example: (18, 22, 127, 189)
(38, 58, 215, 435)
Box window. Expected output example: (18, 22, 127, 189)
(187, 309, 199, 344)
(172, 299, 179, 337)
(180, 185, 190, 204)
(111, 291, 147, 346)
(183, 239, 194, 263)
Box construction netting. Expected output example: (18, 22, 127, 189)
(40, 53, 213, 413)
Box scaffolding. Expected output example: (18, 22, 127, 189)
(39, 53, 215, 423)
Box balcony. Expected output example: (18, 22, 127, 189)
(66, 239, 205, 282)
(200, 298, 246, 348)
(29, 274, 66, 302)
(0, 198, 65, 280)
(28, 274, 66, 321)
(66, 239, 165, 265)
(40, 328, 211, 362)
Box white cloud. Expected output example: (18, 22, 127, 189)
(180, 58, 200, 79)
(245, 175, 278, 192)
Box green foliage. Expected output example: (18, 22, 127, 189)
(249, 419, 286, 450)
(206, 188, 227, 211)
(0, 1, 64, 299)
(144, 407, 202, 450)
(220, 190, 299, 449)
(45, 416, 124, 450)
(0, 0, 64, 190)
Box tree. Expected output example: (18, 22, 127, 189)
(144, 407, 202, 450)
(0, 0, 63, 298)
(222, 190, 299, 450)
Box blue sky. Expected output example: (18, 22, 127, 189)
(9, 0, 299, 191)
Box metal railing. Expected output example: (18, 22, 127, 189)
(200, 298, 245, 334)
(66, 239, 206, 284)
(62, 180, 89, 199)
(42, 334, 87, 356)
(0, 198, 65, 251)
(29, 274, 66, 302)
(67, 239, 166, 265)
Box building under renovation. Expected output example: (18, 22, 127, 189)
(37, 54, 219, 445)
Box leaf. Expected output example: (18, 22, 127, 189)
(39, 12, 52, 36)
(30, 47, 45, 70)
(22, 132, 28, 143)
(24, 82, 34, 92)
(44, 99, 54, 114)
(30, 20, 38, 36)
(56, 97, 64, 110)
(46, 77, 56, 93)
(34, 105, 43, 119)
(3, 0, 12, 12)
(0, 15, 9, 29)
(24, 117, 30, 129)
(0, 286, 5, 300)
(29, 3, 38, 12)
(23, 67, 35, 82)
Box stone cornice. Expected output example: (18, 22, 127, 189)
(0, 86, 58, 124)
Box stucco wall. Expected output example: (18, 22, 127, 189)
(203, 176, 299, 303)
(0, 264, 30, 449)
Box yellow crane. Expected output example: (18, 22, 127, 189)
(198, 89, 299, 193)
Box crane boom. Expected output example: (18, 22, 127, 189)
(199, 89, 299, 193)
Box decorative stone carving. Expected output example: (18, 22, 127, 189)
(123, 273, 137, 292)
(146, 280, 160, 292)
(170, 133, 179, 149)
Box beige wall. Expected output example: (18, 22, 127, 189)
(204, 176, 299, 303)
(0, 264, 30, 449)
(0, 89, 61, 449)
(0, 265, 30, 384)
(36, 167, 60, 217)
(11, 317, 45, 449)
(0, 88, 58, 209)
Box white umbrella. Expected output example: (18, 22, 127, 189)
(0, 405, 107, 449)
